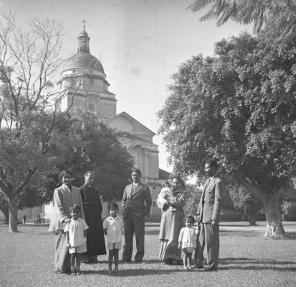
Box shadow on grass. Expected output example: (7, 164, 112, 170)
(285, 232, 296, 239)
(220, 230, 261, 237)
(219, 257, 296, 271)
(145, 229, 160, 235)
(83, 268, 184, 277)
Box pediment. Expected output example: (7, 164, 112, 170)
(107, 112, 155, 137)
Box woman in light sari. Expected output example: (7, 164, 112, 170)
(51, 170, 85, 274)
(158, 177, 185, 265)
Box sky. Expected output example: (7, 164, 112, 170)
(0, 0, 251, 171)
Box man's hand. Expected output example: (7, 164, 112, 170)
(211, 220, 217, 227)
(195, 224, 200, 235)
(64, 218, 71, 224)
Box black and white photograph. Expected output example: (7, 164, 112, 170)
(0, 0, 296, 286)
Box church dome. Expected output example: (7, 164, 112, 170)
(61, 23, 105, 76)
(63, 52, 105, 74)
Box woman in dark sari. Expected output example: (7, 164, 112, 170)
(80, 171, 106, 263)
(158, 176, 185, 265)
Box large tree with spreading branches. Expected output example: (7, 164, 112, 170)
(158, 32, 296, 237)
(0, 14, 67, 232)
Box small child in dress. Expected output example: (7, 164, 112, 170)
(103, 202, 124, 273)
(178, 215, 198, 270)
(64, 204, 89, 275)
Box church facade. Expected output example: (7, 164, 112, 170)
(56, 26, 169, 218)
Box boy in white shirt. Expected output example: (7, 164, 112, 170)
(103, 202, 124, 273)
(64, 204, 89, 275)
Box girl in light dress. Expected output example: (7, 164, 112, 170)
(64, 204, 89, 275)
(178, 215, 200, 270)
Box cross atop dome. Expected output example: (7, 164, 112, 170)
(78, 20, 90, 53)
(82, 19, 86, 32)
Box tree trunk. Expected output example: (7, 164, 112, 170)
(261, 192, 285, 238)
(8, 198, 18, 232)
(231, 173, 285, 238)
(246, 213, 257, 226)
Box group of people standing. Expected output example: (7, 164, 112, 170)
(51, 168, 152, 275)
(50, 159, 223, 275)
(157, 160, 222, 271)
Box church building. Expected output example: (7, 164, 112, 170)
(56, 25, 169, 218)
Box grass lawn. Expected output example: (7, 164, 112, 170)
(0, 221, 295, 287)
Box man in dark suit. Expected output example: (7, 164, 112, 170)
(122, 169, 152, 263)
(195, 160, 223, 271)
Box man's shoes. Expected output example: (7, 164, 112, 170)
(122, 259, 131, 263)
(196, 264, 204, 269)
(135, 260, 142, 264)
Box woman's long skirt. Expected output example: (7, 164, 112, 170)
(159, 208, 184, 264)
(54, 231, 70, 273)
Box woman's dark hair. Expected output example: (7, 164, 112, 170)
(186, 215, 195, 224)
(69, 204, 81, 213)
(59, 170, 73, 180)
(108, 202, 119, 211)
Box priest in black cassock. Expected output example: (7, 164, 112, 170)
(80, 171, 106, 263)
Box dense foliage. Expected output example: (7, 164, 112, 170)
(159, 32, 296, 187)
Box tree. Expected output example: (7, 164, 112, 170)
(158, 32, 296, 237)
(188, 0, 296, 43)
(0, 14, 68, 232)
(55, 112, 134, 202)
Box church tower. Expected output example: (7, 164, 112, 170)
(58, 23, 116, 119)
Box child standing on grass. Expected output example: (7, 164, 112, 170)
(103, 202, 124, 273)
(64, 204, 89, 275)
(178, 215, 199, 270)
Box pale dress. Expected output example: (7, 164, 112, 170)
(178, 226, 197, 254)
(64, 218, 89, 254)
